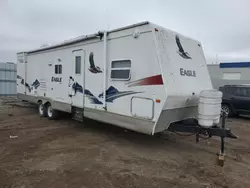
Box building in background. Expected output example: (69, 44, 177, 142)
(0, 62, 17, 96)
(207, 62, 250, 89)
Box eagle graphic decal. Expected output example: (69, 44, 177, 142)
(88, 52, 102, 73)
(175, 35, 191, 59)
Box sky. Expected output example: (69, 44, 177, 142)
(1, 0, 250, 64)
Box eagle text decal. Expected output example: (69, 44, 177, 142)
(51, 77, 62, 83)
(180, 68, 196, 77)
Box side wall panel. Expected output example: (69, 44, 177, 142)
(17, 25, 166, 129)
(25, 49, 73, 105)
(106, 31, 166, 121)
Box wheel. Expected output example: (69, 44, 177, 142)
(38, 102, 47, 117)
(47, 103, 59, 120)
(221, 104, 232, 117)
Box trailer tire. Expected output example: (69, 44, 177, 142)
(38, 102, 47, 117)
(46, 103, 59, 120)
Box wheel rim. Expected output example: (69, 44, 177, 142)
(221, 105, 229, 116)
(39, 104, 44, 115)
(47, 105, 53, 117)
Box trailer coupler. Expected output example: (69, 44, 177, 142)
(167, 112, 237, 166)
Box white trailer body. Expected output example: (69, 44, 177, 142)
(17, 21, 213, 135)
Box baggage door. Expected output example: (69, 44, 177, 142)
(70, 50, 85, 108)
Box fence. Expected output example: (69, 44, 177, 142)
(0, 62, 17, 96)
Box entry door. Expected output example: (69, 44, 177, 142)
(71, 50, 85, 108)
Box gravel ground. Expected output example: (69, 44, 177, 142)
(0, 97, 250, 188)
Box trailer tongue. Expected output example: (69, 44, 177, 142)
(162, 89, 237, 166)
(167, 111, 237, 166)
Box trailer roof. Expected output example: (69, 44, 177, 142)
(18, 21, 149, 54)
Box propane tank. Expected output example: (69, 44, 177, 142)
(198, 90, 222, 127)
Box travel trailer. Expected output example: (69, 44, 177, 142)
(17, 22, 236, 160)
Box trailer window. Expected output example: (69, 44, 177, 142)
(75, 56, 81, 74)
(55, 64, 62, 74)
(111, 60, 131, 80)
(58, 65, 62, 74)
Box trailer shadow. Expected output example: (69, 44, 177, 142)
(71, 117, 207, 153)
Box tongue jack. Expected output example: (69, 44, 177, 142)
(217, 111, 226, 166)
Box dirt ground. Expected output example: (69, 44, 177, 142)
(0, 97, 249, 188)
